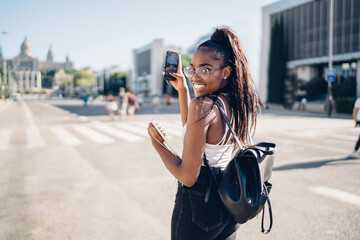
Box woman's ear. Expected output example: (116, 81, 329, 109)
(223, 66, 232, 79)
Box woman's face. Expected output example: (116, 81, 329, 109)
(189, 49, 230, 97)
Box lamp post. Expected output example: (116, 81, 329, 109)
(0, 31, 8, 96)
(328, 0, 334, 99)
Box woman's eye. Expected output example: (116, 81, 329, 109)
(200, 68, 209, 73)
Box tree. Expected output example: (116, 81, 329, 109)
(41, 70, 56, 89)
(107, 71, 127, 94)
(181, 54, 191, 67)
(73, 68, 95, 89)
(267, 18, 287, 104)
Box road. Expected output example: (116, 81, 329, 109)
(0, 98, 359, 240)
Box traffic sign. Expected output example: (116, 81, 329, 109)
(325, 69, 336, 82)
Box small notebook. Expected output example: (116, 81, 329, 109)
(148, 119, 180, 157)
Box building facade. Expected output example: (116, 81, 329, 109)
(260, 0, 360, 104)
(131, 39, 181, 96)
(95, 65, 128, 95)
(0, 37, 73, 93)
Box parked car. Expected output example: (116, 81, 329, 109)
(12, 93, 22, 101)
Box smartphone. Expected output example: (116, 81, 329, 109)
(164, 51, 179, 81)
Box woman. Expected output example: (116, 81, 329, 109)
(148, 27, 262, 239)
(127, 91, 139, 117)
(106, 92, 118, 120)
(118, 87, 128, 120)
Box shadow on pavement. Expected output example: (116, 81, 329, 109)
(273, 156, 359, 171)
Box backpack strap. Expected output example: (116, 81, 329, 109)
(261, 198, 273, 234)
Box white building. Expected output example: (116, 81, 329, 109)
(259, 0, 360, 104)
(131, 39, 181, 96)
(0, 37, 73, 93)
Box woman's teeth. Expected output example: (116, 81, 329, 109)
(193, 83, 205, 90)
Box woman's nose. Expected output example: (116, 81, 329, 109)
(191, 70, 202, 81)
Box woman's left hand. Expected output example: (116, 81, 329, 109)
(147, 122, 166, 145)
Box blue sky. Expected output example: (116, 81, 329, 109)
(0, 0, 279, 83)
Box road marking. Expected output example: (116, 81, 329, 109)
(113, 123, 149, 137)
(73, 125, 115, 144)
(160, 122, 183, 137)
(0, 101, 12, 113)
(27, 126, 45, 148)
(266, 135, 350, 154)
(309, 186, 360, 207)
(132, 121, 182, 138)
(161, 121, 183, 130)
(92, 121, 144, 142)
(0, 130, 12, 150)
(50, 126, 82, 146)
(21, 100, 35, 125)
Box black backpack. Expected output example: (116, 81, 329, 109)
(204, 100, 275, 234)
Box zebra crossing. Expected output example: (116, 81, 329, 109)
(0, 120, 183, 150)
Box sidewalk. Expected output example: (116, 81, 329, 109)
(265, 102, 352, 119)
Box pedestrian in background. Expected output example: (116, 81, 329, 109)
(166, 94, 173, 107)
(117, 87, 128, 120)
(152, 95, 161, 113)
(106, 92, 118, 120)
(137, 93, 144, 108)
(148, 27, 261, 239)
(83, 94, 89, 107)
(325, 95, 335, 116)
(299, 97, 307, 111)
(350, 97, 360, 158)
(127, 91, 139, 118)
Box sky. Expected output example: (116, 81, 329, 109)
(0, 0, 279, 84)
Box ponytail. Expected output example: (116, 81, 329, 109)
(198, 27, 262, 146)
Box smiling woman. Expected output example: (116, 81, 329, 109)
(148, 27, 262, 240)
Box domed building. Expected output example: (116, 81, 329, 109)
(1, 37, 74, 92)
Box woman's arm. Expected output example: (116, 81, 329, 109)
(148, 98, 215, 187)
(169, 55, 191, 126)
(353, 107, 359, 127)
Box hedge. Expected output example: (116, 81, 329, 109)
(335, 97, 357, 114)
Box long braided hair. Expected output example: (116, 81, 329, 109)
(198, 27, 262, 146)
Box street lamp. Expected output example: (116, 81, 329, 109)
(0, 31, 8, 94)
(328, 0, 334, 99)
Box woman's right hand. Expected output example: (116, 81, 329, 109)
(166, 54, 188, 92)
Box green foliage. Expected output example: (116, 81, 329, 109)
(181, 54, 191, 67)
(335, 97, 357, 114)
(332, 76, 356, 98)
(41, 70, 56, 89)
(304, 77, 327, 100)
(267, 18, 286, 104)
(74, 68, 95, 88)
(107, 71, 127, 94)
(63, 68, 76, 75)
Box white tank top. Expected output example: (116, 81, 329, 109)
(182, 96, 235, 170)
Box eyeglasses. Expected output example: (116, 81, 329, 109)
(183, 66, 225, 80)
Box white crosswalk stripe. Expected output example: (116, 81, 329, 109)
(309, 186, 360, 207)
(0, 130, 12, 150)
(113, 123, 149, 137)
(92, 121, 144, 142)
(73, 125, 115, 144)
(27, 126, 45, 148)
(50, 126, 82, 146)
(161, 122, 183, 138)
(127, 121, 183, 138)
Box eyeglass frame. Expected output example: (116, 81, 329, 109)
(183, 66, 227, 80)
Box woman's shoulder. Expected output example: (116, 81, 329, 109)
(188, 96, 216, 124)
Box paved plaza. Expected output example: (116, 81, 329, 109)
(0, 98, 359, 240)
